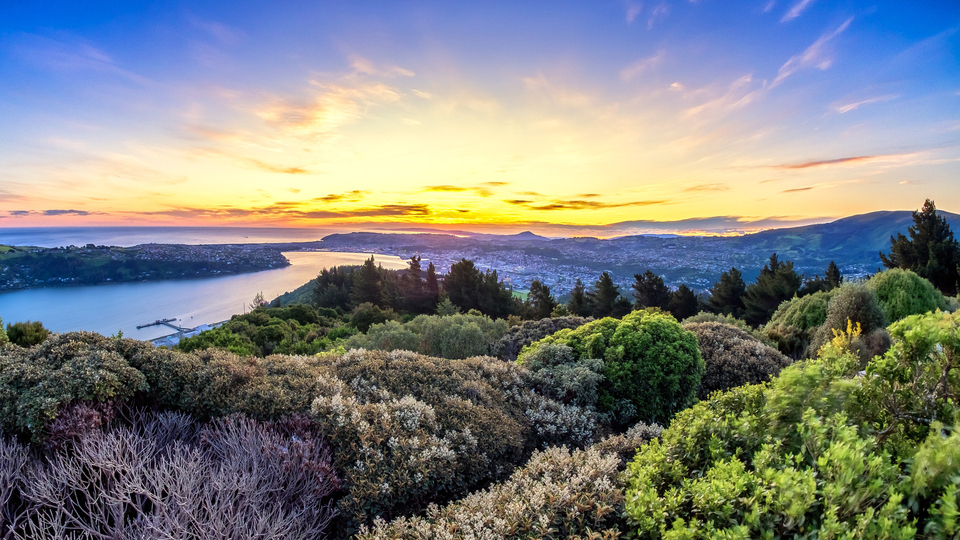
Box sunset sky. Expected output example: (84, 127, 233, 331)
(1, 1, 958, 235)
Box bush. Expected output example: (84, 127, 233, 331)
(359, 423, 662, 540)
(491, 316, 592, 361)
(623, 310, 960, 538)
(0, 316, 8, 346)
(520, 342, 605, 409)
(684, 322, 791, 399)
(867, 268, 947, 322)
(766, 289, 836, 331)
(350, 302, 398, 332)
(0, 332, 147, 440)
(344, 313, 509, 359)
(519, 311, 704, 426)
(310, 349, 599, 533)
(682, 311, 763, 339)
(6, 321, 50, 347)
(809, 282, 888, 359)
(0, 411, 338, 540)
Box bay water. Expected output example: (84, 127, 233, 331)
(0, 251, 407, 341)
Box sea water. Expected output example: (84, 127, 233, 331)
(0, 251, 407, 340)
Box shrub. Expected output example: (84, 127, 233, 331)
(350, 302, 398, 332)
(6, 321, 50, 347)
(623, 310, 960, 538)
(343, 313, 509, 359)
(0, 316, 8, 346)
(684, 322, 791, 399)
(359, 424, 662, 540)
(519, 311, 704, 425)
(809, 282, 888, 359)
(867, 268, 947, 322)
(766, 289, 836, 331)
(0, 411, 339, 540)
(491, 316, 592, 361)
(519, 342, 605, 409)
(310, 349, 599, 533)
(0, 332, 147, 440)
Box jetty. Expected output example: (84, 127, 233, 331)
(137, 317, 195, 332)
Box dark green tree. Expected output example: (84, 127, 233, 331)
(880, 199, 960, 296)
(351, 256, 384, 306)
(6, 320, 51, 347)
(742, 254, 803, 327)
(567, 279, 590, 316)
(526, 280, 557, 320)
(668, 284, 699, 320)
(825, 260, 842, 290)
(313, 266, 354, 310)
(632, 270, 671, 310)
(425, 262, 440, 308)
(444, 259, 483, 312)
(707, 267, 746, 317)
(589, 272, 621, 318)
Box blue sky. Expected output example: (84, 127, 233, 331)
(0, 0, 958, 234)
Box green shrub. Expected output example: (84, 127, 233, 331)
(766, 289, 836, 330)
(350, 302, 398, 332)
(344, 313, 509, 359)
(6, 321, 51, 347)
(867, 268, 948, 322)
(519, 342, 605, 409)
(0, 332, 147, 439)
(809, 282, 888, 359)
(176, 325, 257, 356)
(519, 311, 704, 426)
(0, 316, 8, 346)
(491, 316, 592, 361)
(359, 423, 662, 540)
(684, 322, 791, 400)
(682, 311, 762, 338)
(623, 310, 960, 538)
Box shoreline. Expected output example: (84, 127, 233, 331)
(150, 320, 229, 348)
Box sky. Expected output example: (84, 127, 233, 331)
(0, 0, 958, 236)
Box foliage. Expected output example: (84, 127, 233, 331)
(826, 260, 843, 289)
(491, 316, 592, 361)
(684, 322, 791, 400)
(524, 279, 558, 319)
(707, 267, 746, 318)
(310, 349, 600, 533)
(668, 283, 699, 320)
(6, 321, 51, 348)
(632, 270, 670, 310)
(350, 302, 398, 333)
(519, 311, 704, 425)
(0, 411, 338, 540)
(742, 253, 803, 327)
(766, 289, 836, 331)
(567, 278, 589, 316)
(682, 311, 765, 340)
(0, 316, 7, 346)
(435, 296, 460, 316)
(809, 282, 889, 359)
(343, 313, 509, 359)
(443, 259, 519, 319)
(519, 342, 606, 410)
(0, 332, 147, 440)
(624, 309, 960, 538)
(867, 268, 948, 323)
(589, 271, 631, 318)
(177, 304, 338, 356)
(881, 198, 960, 296)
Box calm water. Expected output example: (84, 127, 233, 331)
(0, 252, 407, 340)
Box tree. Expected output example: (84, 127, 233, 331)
(249, 291, 267, 311)
(707, 267, 746, 317)
(6, 320, 51, 347)
(825, 260, 842, 290)
(668, 284, 699, 320)
(443, 259, 483, 312)
(526, 280, 557, 320)
(351, 256, 384, 306)
(588, 272, 621, 318)
(632, 270, 670, 310)
(567, 279, 589, 316)
(880, 199, 960, 296)
(313, 266, 354, 310)
(742, 254, 803, 327)
(425, 262, 440, 308)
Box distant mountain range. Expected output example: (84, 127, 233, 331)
(318, 210, 960, 291)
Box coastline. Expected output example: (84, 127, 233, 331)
(150, 320, 228, 348)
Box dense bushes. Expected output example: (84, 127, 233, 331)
(623, 310, 960, 538)
(343, 313, 509, 359)
(0, 411, 339, 539)
(5, 320, 51, 347)
(359, 422, 662, 540)
(867, 268, 947, 322)
(491, 316, 592, 361)
(684, 322, 791, 399)
(519, 310, 703, 425)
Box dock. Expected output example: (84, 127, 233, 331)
(137, 317, 196, 332)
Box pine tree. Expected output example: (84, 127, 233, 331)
(707, 267, 746, 317)
(880, 199, 960, 296)
(668, 284, 699, 320)
(425, 262, 440, 306)
(589, 271, 621, 318)
(742, 254, 802, 327)
(351, 256, 383, 306)
(632, 270, 671, 309)
(527, 279, 557, 319)
(825, 261, 842, 290)
(567, 279, 589, 316)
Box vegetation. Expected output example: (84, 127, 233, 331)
(867, 267, 947, 323)
(5, 320, 50, 347)
(491, 316, 592, 361)
(519, 311, 704, 425)
(342, 313, 509, 359)
(881, 198, 960, 296)
(684, 321, 791, 400)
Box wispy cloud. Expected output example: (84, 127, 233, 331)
(833, 94, 898, 113)
(313, 190, 368, 202)
(781, 0, 815, 22)
(11, 33, 151, 85)
(187, 14, 244, 45)
(770, 153, 908, 169)
(624, 0, 643, 24)
(684, 74, 762, 118)
(128, 202, 430, 221)
(647, 3, 669, 29)
(684, 183, 729, 192)
(620, 50, 665, 81)
(772, 18, 852, 87)
(348, 55, 415, 78)
(9, 209, 95, 217)
(504, 199, 668, 211)
(423, 185, 494, 197)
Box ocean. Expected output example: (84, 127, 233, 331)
(0, 226, 349, 248)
